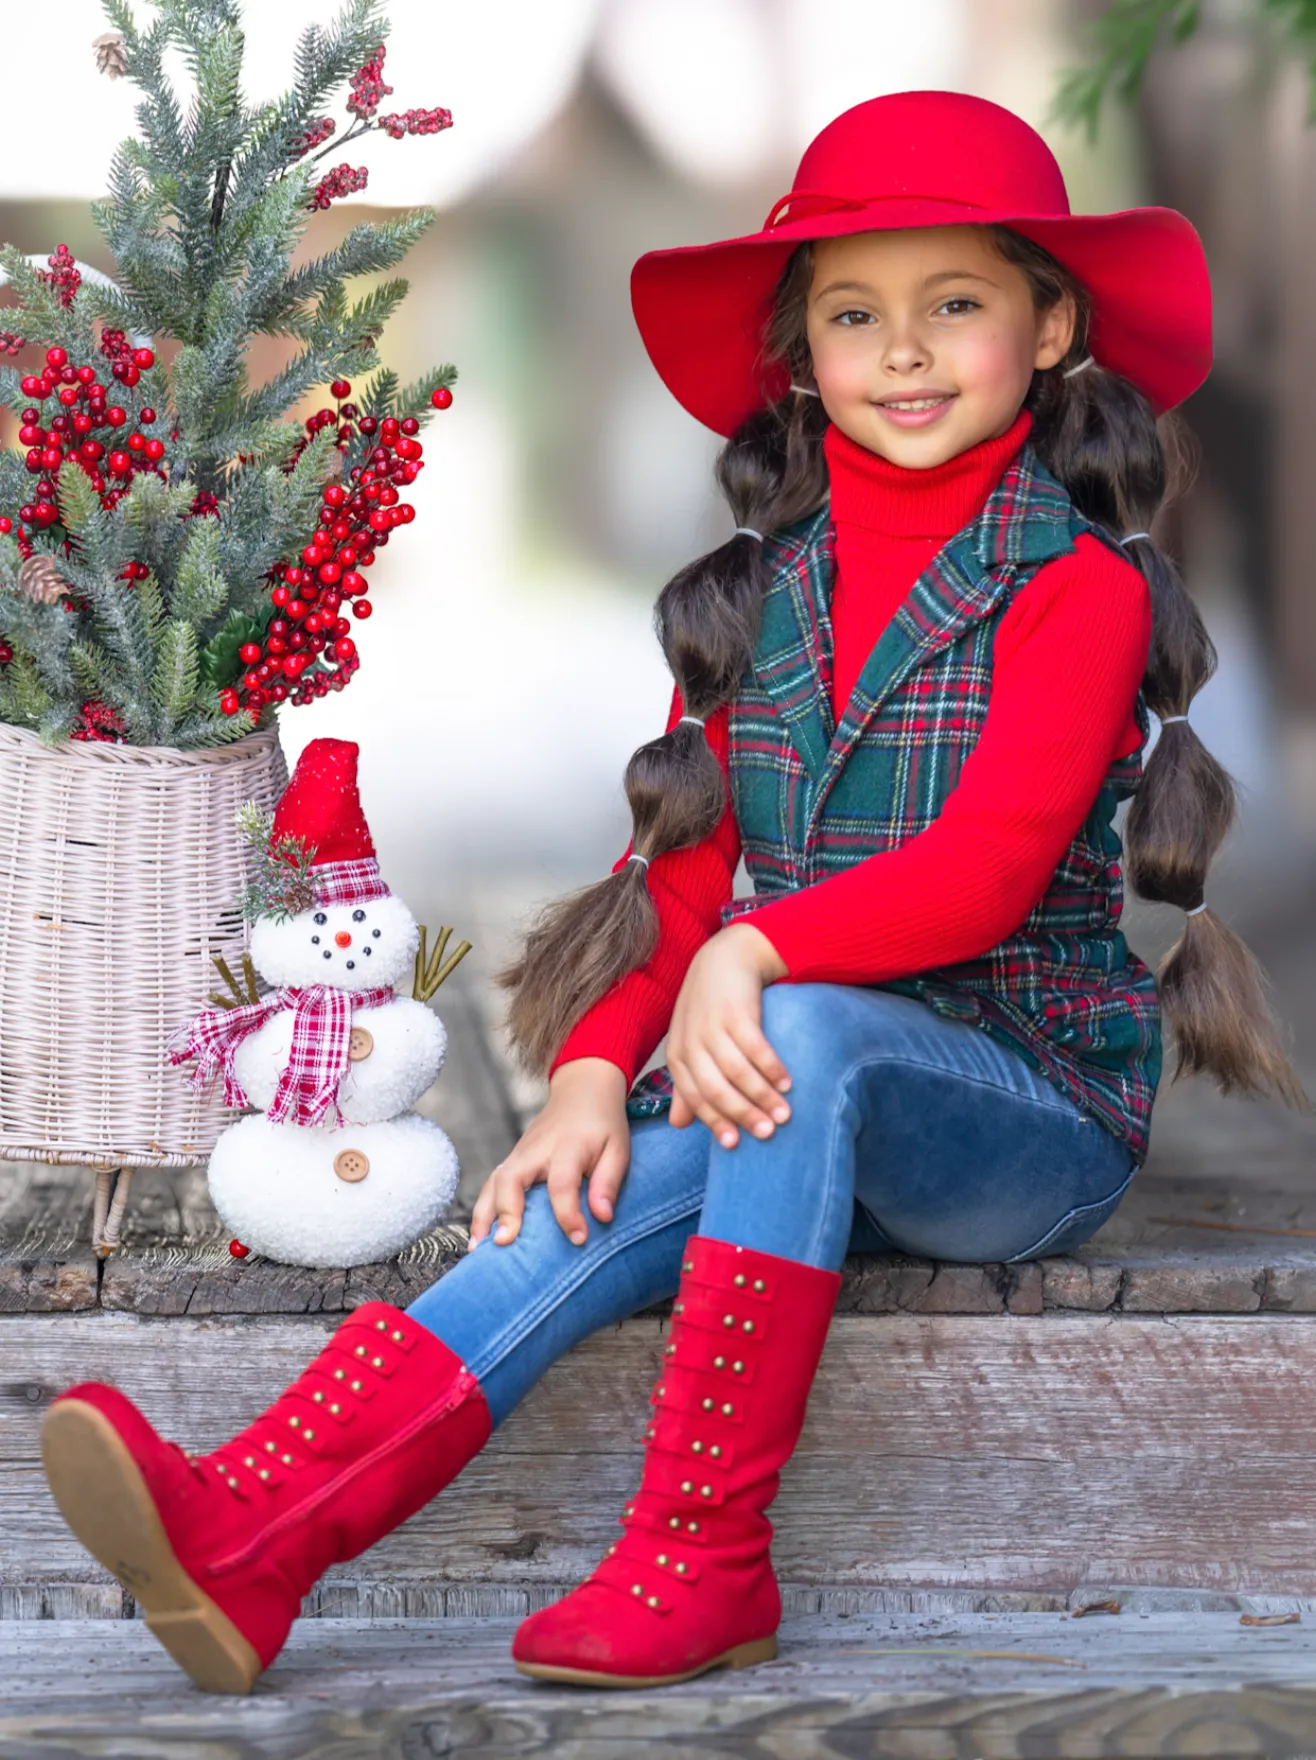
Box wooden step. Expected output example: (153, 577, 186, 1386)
(10, 1304, 1316, 1620)
(5, 1611, 1316, 1757)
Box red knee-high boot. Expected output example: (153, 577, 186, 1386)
(512, 1235, 841, 1687)
(40, 1302, 491, 1695)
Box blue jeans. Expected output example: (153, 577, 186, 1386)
(407, 983, 1137, 1426)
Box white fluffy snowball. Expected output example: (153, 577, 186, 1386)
(209, 1111, 459, 1268)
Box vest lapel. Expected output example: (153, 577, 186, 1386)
(752, 444, 1079, 834)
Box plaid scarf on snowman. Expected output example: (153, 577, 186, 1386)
(170, 984, 395, 1128)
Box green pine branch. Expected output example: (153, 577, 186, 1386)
(1053, 0, 1316, 136)
(0, 0, 455, 749)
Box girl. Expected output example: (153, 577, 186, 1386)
(40, 89, 1308, 1697)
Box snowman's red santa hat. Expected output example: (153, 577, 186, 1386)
(271, 738, 390, 909)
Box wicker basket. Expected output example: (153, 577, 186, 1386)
(0, 723, 287, 1237)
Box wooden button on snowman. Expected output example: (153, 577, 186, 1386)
(170, 738, 471, 1268)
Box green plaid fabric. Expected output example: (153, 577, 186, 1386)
(624, 441, 1161, 1166)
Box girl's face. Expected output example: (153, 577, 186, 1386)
(804, 225, 1075, 469)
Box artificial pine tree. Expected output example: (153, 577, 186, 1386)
(0, 0, 455, 749)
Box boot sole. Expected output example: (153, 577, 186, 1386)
(514, 1632, 778, 1688)
(40, 1399, 263, 1696)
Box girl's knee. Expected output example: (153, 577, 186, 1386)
(760, 981, 844, 1062)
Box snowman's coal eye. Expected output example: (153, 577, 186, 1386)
(352, 909, 366, 922)
(311, 936, 320, 945)
(313, 912, 327, 925)
(372, 929, 381, 939)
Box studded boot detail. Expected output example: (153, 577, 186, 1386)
(512, 1235, 841, 1686)
(41, 1302, 491, 1694)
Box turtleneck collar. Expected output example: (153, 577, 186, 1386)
(823, 407, 1033, 541)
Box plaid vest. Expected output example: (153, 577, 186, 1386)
(624, 442, 1162, 1166)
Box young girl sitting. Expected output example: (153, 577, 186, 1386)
(40, 88, 1307, 1698)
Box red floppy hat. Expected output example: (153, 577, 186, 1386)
(630, 90, 1212, 435)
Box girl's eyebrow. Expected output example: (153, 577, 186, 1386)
(814, 269, 998, 298)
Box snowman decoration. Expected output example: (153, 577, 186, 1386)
(170, 738, 468, 1268)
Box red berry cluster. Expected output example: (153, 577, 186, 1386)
(0, 638, 13, 665)
(98, 328, 134, 364)
(346, 43, 392, 119)
(292, 116, 336, 158)
(380, 107, 452, 139)
(11, 345, 161, 552)
(39, 245, 81, 310)
(0, 332, 26, 357)
(217, 378, 439, 717)
(308, 163, 369, 211)
(70, 698, 126, 743)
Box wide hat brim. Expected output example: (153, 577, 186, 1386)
(631, 199, 1212, 436)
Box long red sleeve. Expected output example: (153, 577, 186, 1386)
(547, 409, 1152, 1083)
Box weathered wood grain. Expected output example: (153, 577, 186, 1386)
(11, 1312, 1316, 1607)
(7, 1612, 1316, 1758)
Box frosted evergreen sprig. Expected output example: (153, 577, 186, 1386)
(235, 801, 322, 922)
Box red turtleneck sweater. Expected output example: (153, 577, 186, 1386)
(548, 408, 1152, 1088)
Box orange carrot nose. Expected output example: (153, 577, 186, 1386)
(334, 930, 352, 948)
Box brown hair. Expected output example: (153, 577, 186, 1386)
(494, 225, 1310, 1111)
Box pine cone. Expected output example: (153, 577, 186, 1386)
(92, 32, 128, 79)
(17, 554, 69, 605)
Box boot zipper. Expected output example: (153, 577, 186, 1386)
(209, 1368, 481, 1572)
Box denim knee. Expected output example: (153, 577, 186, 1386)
(759, 982, 850, 1093)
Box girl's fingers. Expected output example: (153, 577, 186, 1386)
(669, 1087, 693, 1129)
(587, 1140, 629, 1223)
(679, 1044, 760, 1146)
(731, 1018, 792, 1095)
(469, 1167, 503, 1246)
(491, 1165, 531, 1245)
(722, 1023, 793, 1121)
(688, 1040, 784, 1140)
(546, 1156, 590, 1245)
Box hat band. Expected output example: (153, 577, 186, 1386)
(763, 188, 991, 230)
(312, 857, 391, 908)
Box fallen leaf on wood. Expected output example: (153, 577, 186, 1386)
(837, 1647, 1086, 1668)
(1240, 1612, 1301, 1627)
(1072, 1599, 1121, 1618)
(1148, 1216, 1316, 1239)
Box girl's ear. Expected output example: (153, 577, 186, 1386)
(1033, 290, 1077, 372)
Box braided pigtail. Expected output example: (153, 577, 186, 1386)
(493, 247, 828, 1079)
(993, 225, 1309, 1108)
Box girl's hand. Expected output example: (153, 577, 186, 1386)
(667, 923, 793, 1149)
(469, 1058, 631, 1250)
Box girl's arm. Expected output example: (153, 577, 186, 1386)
(736, 534, 1152, 982)
(546, 685, 741, 1088)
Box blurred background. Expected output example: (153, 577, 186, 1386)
(2, 0, 1313, 1157)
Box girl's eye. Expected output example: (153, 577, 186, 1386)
(938, 298, 980, 315)
(834, 309, 874, 326)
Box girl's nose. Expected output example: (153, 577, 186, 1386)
(334, 931, 352, 948)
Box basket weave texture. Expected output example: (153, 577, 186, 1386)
(0, 723, 288, 1167)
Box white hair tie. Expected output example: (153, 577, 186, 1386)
(1186, 901, 1208, 916)
(627, 853, 649, 869)
(1120, 531, 1152, 546)
(678, 715, 704, 728)
(1063, 355, 1095, 378)
(1160, 715, 1189, 725)
(734, 526, 763, 542)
